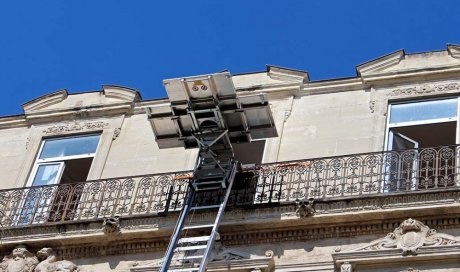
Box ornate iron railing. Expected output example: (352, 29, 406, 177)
(0, 145, 459, 228)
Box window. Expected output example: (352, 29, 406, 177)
(385, 98, 459, 191)
(27, 134, 100, 187)
(20, 134, 100, 224)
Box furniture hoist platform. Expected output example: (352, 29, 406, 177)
(147, 72, 277, 272)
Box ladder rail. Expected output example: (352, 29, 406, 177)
(160, 187, 195, 272)
(198, 162, 238, 272)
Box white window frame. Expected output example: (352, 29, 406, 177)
(19, 134, 101, 225)
(26, 133, 101, 187)
(384, 97, 460, 192)
(385, 97, 459, 150)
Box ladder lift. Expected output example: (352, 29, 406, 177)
(147, 72, 277, 272)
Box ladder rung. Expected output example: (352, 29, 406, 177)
(172, 255, 204, 261)
(178, 236, 210, 243)
(183, 224, 214, 230)
(168, 268, 200, 272)
(175, 245, 207, 252)
(190, 204, 221, 210)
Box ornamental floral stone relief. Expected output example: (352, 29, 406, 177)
(42, 121, 109, 134)
(388, 82, 459, 97)
(351, 218, 460, 255)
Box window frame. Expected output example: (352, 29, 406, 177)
(384, 97, 460, 151)
(383, 97, 460, 192)
(26, 133, 101, 187)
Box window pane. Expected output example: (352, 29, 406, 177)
(390, 99, 457, 124)
(39, 134, 100, 159)
(32, 163, 62, 186)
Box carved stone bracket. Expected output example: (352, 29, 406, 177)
(295, 198, 315, 217)
(112, 127, 121, 140)
(369, 100, 376, 113)
(341, 262, 352, 272)
(103, 216, 121, 235)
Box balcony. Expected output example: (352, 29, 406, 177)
(0, 145, 459, 228)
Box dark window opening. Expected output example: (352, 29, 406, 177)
(390, 122, 456, 150)
(60, 158, 93, 184)
(233, 140, 265, 165)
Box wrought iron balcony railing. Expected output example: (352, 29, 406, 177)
(0, 145, 459, 228)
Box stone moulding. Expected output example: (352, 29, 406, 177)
(350, 218, 460, 254)
(41, 121, 109, 134)
(356, 50, 405, 76)
(333, 218, 460, 270)
(388, 82, 460, 97)
(3, 191, 460, 259)
(130, 247, 274, 272)
(22, 90, 68, 113)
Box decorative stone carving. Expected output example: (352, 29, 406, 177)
(35, 248, 78, 272)
(102, 216, 121, 234)
(0, 245, 39, 272)
(42, 121, 109, 135)
(130, 247, 274, 272)
(388, 82, 459, 97)
(112, 128, 121, 140)
(25, 137, 31, 150)
(401, 268, 419, 272)
(295, 198, 315, 217)
(341, 262, 352, 272)
(352, 218, 460, 255)
(369, 100, 375, 113)
(211, 247, 252, 262)
(264, 250, 274, 258)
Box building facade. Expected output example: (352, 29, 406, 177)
(2, 45, 460, 271)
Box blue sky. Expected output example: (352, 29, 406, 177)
(0, 1, 459, 116)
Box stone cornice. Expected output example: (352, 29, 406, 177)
(267, 65, 309, 83)
(20, 87, 139, 125)
(0, 115, 28, 129)
(102, 85, 141, 102)
(2, 190, 460, 259)
(356, 50, 405, 76)
(360, 65, 460, 85)
(274, 261, 334, 272)
(301, 77, 365, 95)
(22, 90, 68, 113)
(447, 44, 460, 59)
(236, 81, 302, 99)
(24, 102, 134, 124)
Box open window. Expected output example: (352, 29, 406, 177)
(20, 134, 100, 224)
(385, 98, 458, 191)
(191, 140, 266, 207)
(28, 134, 101, 186)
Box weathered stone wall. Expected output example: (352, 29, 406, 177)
(100, 113, 197, 177)
(0, 127, 30, 190)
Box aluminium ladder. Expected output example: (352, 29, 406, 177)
(160, 98, 239, 272)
